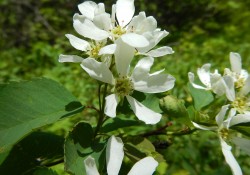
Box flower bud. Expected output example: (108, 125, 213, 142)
(159, 95, 187, 118)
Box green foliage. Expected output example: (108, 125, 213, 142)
(0, 132, 64, 175)
(1, 0, 250, 174)
(64, 122, 106, 175)
(0, 78, 84, 152)
(188, 83, 214, 111)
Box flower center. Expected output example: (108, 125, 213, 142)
(219, 128, 229, 140)
(111, 25, 126, 39)
(87, 42, 102, 59)
(232, 97, 250, 113)
(114, 76, 134, 97)
(235, 76, 245, 89)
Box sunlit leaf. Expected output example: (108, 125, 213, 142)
(0, 78, 84, 152)
(188, 83, 214, 111)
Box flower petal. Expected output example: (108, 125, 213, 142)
(132, 56, 154, 80)
(114, 38, 134, 76)
(65, 34, 90, 51)
(220, 138, 242, 175)
(128, 12, 157, 34)
(229, 113, 250, 127)
(126, 96, 161, 124)
(232, 137, 250, 156)
(78, 1, 98, 20)
(106, 136, 124, 175)
(93, 13, 112, 31)
(223, 75, 235, 101)
(127, 157, 158, 175)
(241, 76, 250, 95)
(84, 156, 100, 175)
(73, 19, 109, 41)
(104, 94, 119, 118)
(215, 105, 230, 127)
(121, 33, 149, 48)
(197, 63, 211, 88)
(81, 58, 114, 84)
(188, 72, 207, 90)
(58, 54, 84, 63)
(99, 44, 116, 55)
(116, 0, 135, 27)
(138, 29, 169, 53)
(146, 46, 174, 57)
(191, 122, 218, 131)
(133, 73, 175, 93)
(230, 52, 242, 74)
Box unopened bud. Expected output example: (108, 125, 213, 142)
(159, 95, 187, 118)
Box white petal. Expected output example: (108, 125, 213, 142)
(114, 38, 134, 76)
(132, 56, 154, 80)
(210, 71, 226, 96)
(81, 58, 114, 84)
(127, 157, 158, 175)
(84, 156, 100, 175)
(78, 1, 97, 20)
(128, 12, 157, 34)
(134, 73, 175, 93)
(215, 105, 230, 127)
(65, 34, 90, 51)
(138, 29, 169, 53)
(121, 33, 149, 48)
(104, 94, 119, 118)
(232, 137, 250, 156)
(93, 13, 112, 31)
(188, 72, 207, 90)
(197, 64, 211, 88)
(230, 52, 242, 74)
(220, 138, 242, 175)
(73, 13, 85, 23)
(191, 122, 218, 130)
(126, 96, 161, 124)
(99, 44, 116, 55)
(116, 0, 135, 27)
(223, 75, 235, 101)
(106, 136, 124, 175)
(146, 46, 174, 57)
(73, 19, 109, 41)
(58, 54, 84, 63)
(241, 76, 250, 95)
(229, 113, 250, 127)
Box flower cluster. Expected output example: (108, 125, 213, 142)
(189, 52, 250, 175)
(59, 0, 175, 174)
(59, 0, 175, 125)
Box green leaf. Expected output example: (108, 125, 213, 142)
(33, 167, 59, 175)
(101, 115, 141, 133)
(188, 83, 214, 111)
(0, 132, 64, 174)
(64, 122, 106, 175)
(232, 124, 250, 137)
(0, 78, 84, 152)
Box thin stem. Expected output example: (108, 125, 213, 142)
(94, 83, 108, 137)
(142, 122, 172, 137)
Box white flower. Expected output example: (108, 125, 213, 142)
(188, 64, 227, 96)
(81, 39, 175, 124)
(73, 0, 172, 53)
(222, 52, 250, 113)
(84, 136, 159, 175)
(192, 105, 250, 175)
(224, 52, 249, 89)
(58, 35, 110, 64)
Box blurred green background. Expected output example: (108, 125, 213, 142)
(1, 0, 250, 174)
